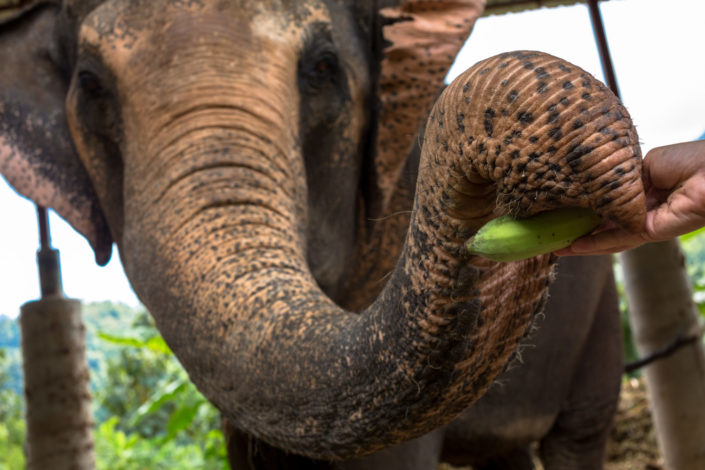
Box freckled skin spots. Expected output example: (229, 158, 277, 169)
(548, 127, 562, 140)
(456, 112, 465, 134)
(534, 66, 550, 80)
(483, 108, 495, 136)
(424, 50, 646, 231)
(517, 111, 534, 124)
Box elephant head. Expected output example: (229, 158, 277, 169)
(0, 0, 645, 462)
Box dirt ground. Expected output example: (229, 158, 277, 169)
(604, 377, 663, 470)
(440, 377, 663, 470)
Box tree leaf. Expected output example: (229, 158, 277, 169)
(144, 336, 172, 355)
(98, 332, 172, 354)
(98, 332, 145, 349)
(680, 226, 705, 243)
(129, 380, 188, 426)
(162, 403, 202, 444)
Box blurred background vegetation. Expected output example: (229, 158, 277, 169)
(2, 231, 705, 469)
(0, 302, 228, 470)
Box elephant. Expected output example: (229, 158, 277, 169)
(0, 0, 646, 469)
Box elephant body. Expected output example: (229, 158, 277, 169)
(442, 255, 622, 469)
(1, 1, 644, 468)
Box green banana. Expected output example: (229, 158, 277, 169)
(466, 207, 602, 262)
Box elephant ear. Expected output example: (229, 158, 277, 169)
(0, 1, 112, 265)
(373, 0, 485, 212)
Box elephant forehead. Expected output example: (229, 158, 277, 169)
(80, 0, 333, 41)
(78, 1, 330, 74)
(250, 2, 331, 47)
(81, 2, 247, 54)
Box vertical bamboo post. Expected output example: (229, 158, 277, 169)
(20, 207, 95, 469)
(620, 241, 705, 470)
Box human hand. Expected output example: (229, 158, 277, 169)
(556, 140, 705, 256)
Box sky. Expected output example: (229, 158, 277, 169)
(1, 0, 704, 318)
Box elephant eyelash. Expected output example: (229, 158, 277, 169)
(74, 46, 113, 98)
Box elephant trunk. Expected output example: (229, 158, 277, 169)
(422, 51, 645, 233)
(126, 51, 645, 460)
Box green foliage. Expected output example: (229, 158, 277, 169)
(613, 266, 640, 370)
(680, 229, 705, 320)
(95, 416, 226, 470)
(0, 348, 25, 470)
(93, 309, 228, 468)
(82, 302, 145, 392)
(0, 302, 228, 470)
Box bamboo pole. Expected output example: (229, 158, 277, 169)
(620, 241, 705, 470)
(20, 207, 95, 469)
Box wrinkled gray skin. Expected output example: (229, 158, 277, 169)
(0, 1, 630, 469)
(442, 255, 622, 470)
(222, 256, 622, 470)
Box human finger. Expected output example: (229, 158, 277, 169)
(645, 171, 705, 241)
(554, 226, 647, 256)
(644, 141, 705, 192)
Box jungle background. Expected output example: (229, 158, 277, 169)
(2, 230, 705, 470)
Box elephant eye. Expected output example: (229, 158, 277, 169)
(312, 53, 338, 81)
(77, 70, 105, 96)
(299, 51, 340, 91)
